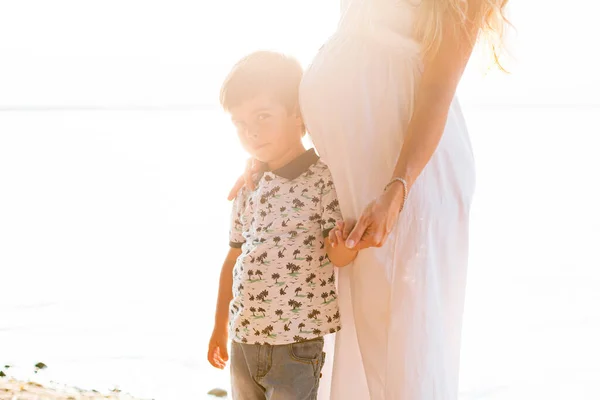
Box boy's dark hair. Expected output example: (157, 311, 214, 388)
(220, 51, 303, 113)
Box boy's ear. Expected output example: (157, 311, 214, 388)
(293, 104, 305, 131)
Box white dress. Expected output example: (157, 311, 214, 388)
(299, 0, 476, 399)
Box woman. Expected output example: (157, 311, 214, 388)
(229, 0, 508, 398)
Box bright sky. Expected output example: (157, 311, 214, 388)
(0, 1, 597, 108)
(0, 1, 598, 399)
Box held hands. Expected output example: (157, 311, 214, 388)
(344, 182, 406, 251)
(328, 220, 355, 249)
(207, 328, 229, 370)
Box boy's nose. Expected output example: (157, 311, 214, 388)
(245, 126, 259, 141)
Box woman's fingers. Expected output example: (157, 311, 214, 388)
(244, 160, 256, 191)
(227, 175, 245, 201)
(342, 219, 355, 240)
(345, 215, 369, 249)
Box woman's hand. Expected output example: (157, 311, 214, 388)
(328, 220, 355, 248)
(227, 158, 266, 201)
(345, 182, 406, 250)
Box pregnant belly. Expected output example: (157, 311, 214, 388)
(300, 34, 422, 202)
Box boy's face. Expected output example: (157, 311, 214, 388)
(229, 93, 304, 164)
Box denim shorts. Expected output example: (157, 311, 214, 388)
(230, 337, 326, 400)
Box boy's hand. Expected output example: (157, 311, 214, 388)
(207, 329, 229, 369)
(328, 220, 355, 248)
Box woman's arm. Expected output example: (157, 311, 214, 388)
(346, 8, 481, 250)
(391, 12, 479, 193)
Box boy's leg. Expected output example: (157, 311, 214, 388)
(261, 337, 326, 400)
(230, 341, 266, 400)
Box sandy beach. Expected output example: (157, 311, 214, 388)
(0, 378, 144, 400)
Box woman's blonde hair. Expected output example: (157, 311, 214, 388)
(415, 0, 510, 70)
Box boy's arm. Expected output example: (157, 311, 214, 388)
(208, 191, 246, 369)
(320, 171, 358, 267)
(213, 247, 241, 333)
(208, 246, 241, 370)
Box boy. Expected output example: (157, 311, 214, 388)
(207, 51, 358, 400)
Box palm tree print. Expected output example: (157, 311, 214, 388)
(228, 160, 344, 345)
(288, 299, 302, 311)
(256, 290, 269, 302)
(286, 263, 300, 275)
(326, 199, 339, 213)
(272, 273, 280, 284)
(278, 248, 287, 258)
(292, 199, 305, 211)
(261, 325, 274, 337)
(309, 213, 320, 222)
(303, 235, 316, 247)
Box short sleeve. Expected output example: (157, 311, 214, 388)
(320, 172, 343, 238)
(229, 190, 248, 248)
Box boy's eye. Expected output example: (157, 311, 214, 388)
(257, 113, 271, 121)
(234, 121, 247, 131)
